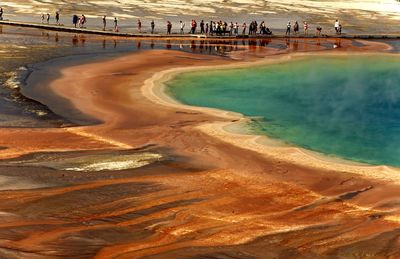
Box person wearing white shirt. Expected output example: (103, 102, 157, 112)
(180, 21, 185, 34)
(334, 19, 340, 34)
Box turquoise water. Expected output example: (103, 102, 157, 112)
(167, 56, 400, 167)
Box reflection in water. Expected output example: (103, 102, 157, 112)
(4, 27, 348, 57)
(259, 39, 271, 47)
(41, 32, 50, 40)
(293, 40, 299, 51)
(0, 26, 395, 128)
(334, 39, 342, 49)
(72, 35, 86, 47)
(80, 35, 86, 46)
(72, 35, 78, 46)
(285, 38, 290, 47)
(190, 40, 196, 51)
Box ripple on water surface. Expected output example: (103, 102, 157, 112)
(168, 55, 400, 167)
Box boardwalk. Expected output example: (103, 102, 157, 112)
(1, 20, 400, 39)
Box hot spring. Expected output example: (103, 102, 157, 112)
(167, 55, 400, 167)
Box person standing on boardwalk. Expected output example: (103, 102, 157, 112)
(242, 22, 247, 35)
(55, 11, 60, 25)
(72, 14, 78, 27)
(250, 21, 257, 35)
(213, 21, 217, 35)
(82, 15, 86, 27)
(294, 21, 299, 35)
(316, 25, 322, 36)
(205, 22, 209, 34)
(138, 19, 142, 32)
(248, 21, 252, 35)
(114, 17, 118, 32)
(303, 21, 308, 35)
(194, 20, 198, 34)
(41, 14, 45, 23)
(200, 20, 205, 34)
(223, 21, 228, 35)
(46, 13, 50, 24)
(78, 14, 86, 28)
(229, 22, 233, 36)
(334, 19, 340, 34)
(191, 20, 197, 34)
(261, 21, 267, 34)
(0, 7, 4, 21)
(102, 16, 107, 30)
(151, 20, 155, 34)
(180, 21, 185, 34)
(167, 21, 172, 34)
(286, 21, 291, 36)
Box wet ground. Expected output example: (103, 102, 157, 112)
(2, 25, 384, 128)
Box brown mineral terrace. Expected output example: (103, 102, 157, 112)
(0, 36, 399, 258)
